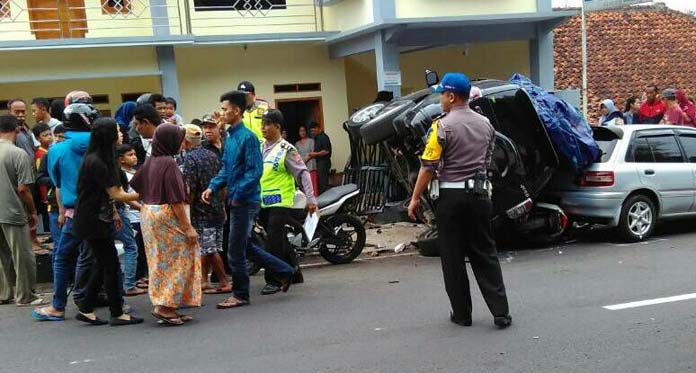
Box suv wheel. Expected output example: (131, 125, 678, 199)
(618, 194, 656, 242)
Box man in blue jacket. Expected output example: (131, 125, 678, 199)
(32, 101, 101, 321)
(202, 91, 294, 309)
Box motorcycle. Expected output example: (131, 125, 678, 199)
(248, 184, 367, 274)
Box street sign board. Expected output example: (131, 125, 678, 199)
(383, 71, 402, 86)
(584, 0, 648, 11)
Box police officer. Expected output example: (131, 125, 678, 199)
(408, 72, 512, 328)
(258, 109, 317, 294)
(237, 81, 269, 142)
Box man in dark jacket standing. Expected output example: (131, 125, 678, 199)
(307, 122, 332, 194)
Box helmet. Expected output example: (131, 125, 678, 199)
(64, 91, 92, 106)
(63, 103, 100, 131)
(136, 93, 152, 105)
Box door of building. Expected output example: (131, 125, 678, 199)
(27, 0, 87, 39)
(275, 97, 324, 145)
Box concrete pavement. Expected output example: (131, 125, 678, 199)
(2, 222, 696, 372)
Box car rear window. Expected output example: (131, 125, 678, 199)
(596, 140, 618, 162)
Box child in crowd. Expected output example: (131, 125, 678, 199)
(36, 125, 65, 249)
(164, 97, 184, 127)
(661, 89, 687, 125)
(32, 123, 54, 247)
(32, 123, 53, 169)
(118, 144, 149, 291)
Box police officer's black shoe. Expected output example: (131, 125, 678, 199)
(261, 284, 282, 295)
(450, 313, 472, 327)
(494, 315, 512, 329)
(292, 269, 304, 284)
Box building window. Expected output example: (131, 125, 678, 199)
(102, 0, 131, 15)
(0, 0, 10, 18)
(194, 0, 287, 12)
(274, 83, 322, 94)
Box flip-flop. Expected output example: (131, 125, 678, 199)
(203, 287, 233, 295)
(151, 311, 184, 326)
(216, 297, 249, 309)
(156, 313, 193, 324)
(124, 288, 148, 297)
(32, 308, 65, 322)
(17, 297, 49, 307)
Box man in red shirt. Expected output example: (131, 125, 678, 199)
(638, 84, 666, 124)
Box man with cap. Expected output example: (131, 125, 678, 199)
(199, 115, 225, 159)
(202, 91, 295, 309)
(237, 81, 269, 142)
(259, 109, 317, 295)
(408, 72, 512, 328)
(181, 124, 231, 295)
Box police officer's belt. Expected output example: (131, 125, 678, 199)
(440, 180, 476, 190)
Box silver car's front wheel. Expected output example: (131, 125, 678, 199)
(619, 194, 656, 242)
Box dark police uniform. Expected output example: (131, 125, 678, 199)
(421, 96, 511, 326)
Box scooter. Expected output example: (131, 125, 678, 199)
(249, 184, 366, 274)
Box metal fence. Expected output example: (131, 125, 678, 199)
(341, 123, 410, 215)
(0, 0, 324, 40)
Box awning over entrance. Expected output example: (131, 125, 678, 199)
(328, 11, 577, 57)
(327, 10, 577, 93)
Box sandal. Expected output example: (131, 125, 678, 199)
(216, 296, 249, 309)
(135, 279, 149, 289)
(151, 311, 184, 326)
(125, 288, 148, 297)
(156, 312, 193, 325)
(32, 307, 65, 321)
(203, 287, 233, 295)
(76, 312, 108, 326)
(177, 313, 194, 322)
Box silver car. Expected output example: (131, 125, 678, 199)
(547, 125, 696, 242)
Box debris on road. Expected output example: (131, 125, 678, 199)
(394, 243, 407, 253)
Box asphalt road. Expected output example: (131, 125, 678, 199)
(2, 221, 696, 373)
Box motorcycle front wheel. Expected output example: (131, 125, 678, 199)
(319, 214, 366, 264)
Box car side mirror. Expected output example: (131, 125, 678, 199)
(425, 69, 439, 87)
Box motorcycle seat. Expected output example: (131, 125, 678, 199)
(317, 184, 359, 209)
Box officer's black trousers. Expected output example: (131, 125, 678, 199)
(259, 207, 298, 286)
(436, 189, 509, 320)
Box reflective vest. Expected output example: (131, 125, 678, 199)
(243, 100, 269, 142)
(260, 140, 296, 208)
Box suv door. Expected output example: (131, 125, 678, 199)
(675, 130, 696, 212)
(627, 130, 694, 214)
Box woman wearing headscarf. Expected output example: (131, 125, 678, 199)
(115, 101, 137, 142)
(72, 117, 144, 326)
(130, 124, 201, 326)
(676, 90, 696, 127)
(597, 99, 625, 126)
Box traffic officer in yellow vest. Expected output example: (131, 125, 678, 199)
(237, 81, 269, 142)
(408, 72, 512, 329)
(259, 109, 317, 295)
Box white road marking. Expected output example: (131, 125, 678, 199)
(603, 292, 696, 310)
(610, 238, 667, 247)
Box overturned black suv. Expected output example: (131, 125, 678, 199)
(342, 71, 568, 254)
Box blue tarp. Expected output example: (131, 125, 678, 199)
(509, 73, 600, 171)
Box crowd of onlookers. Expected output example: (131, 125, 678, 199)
(596, 84, 696, 126)
(0, 82, 332, 326)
